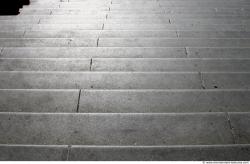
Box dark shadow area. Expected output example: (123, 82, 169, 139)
(0, 0, 30, 15)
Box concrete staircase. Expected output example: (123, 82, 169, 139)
(0, 0, 250, 161)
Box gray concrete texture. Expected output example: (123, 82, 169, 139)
(0, 0, 250, 160)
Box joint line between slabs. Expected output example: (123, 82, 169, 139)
(76, 89, 82, 113)
(0, 48, 4, 56)
(184, 47, 189, 57)
(90, 58, 93, 71)
(37, 18, 41, 24)
(97, 38, 100, 47)
(22, 30, 27, 37)
(175, 31, 179, 38)
(66, 145, 72, 161)
(199, 72, 206, 89)
(226, 112, 237, 144)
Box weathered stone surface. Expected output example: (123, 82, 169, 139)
(79, 89, 250, 113)
(0, 31, 25, 38)
(30, 24, 103, 30)
(202, 73, 250, 89)
(100, 30, 177, 38)
(24, 30, 100, 38)
(0, 89, 79, 112)
(172, 18, 243, 24)
(1, 47, 186, 58)
(99, 38, 250, 47)
(0, 58, 91, 71)
(22, 30, 178, 38)
(0, 72, 201, 89)
(92, 58, 250, 72)
(178, 31, 250, 38)
(0, 113, 233, 145)
(0, 145, 68, 161)
(104, 24, 246, 31)
(187, 48, 250, 58)
(69, 145, 250, 161)
(229, 113, 250, 144)
(0, 38, 97, 47)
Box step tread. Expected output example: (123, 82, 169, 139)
(0, 113, 239, 145)
(1, 144, 250, 161)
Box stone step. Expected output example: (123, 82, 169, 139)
(40, 18, 244, 24)
(69, 144, 250, 161)
(1, 14, 249, 21)
(1, 47, 250, 59)
(107, 12, 250, 17)
(1, 17, 249, 25)
(0, 144, 250, 161)
(1, 58, 249, 72)
(18, 9, 250, 16)
(187, 47, 250, 58)
(2, 17, 249, 25)
(91, 58, 250, 72)
(23, 31, 250, 38)
(1, 89, 250, 113)
(0, 72, 202, 89)
(24, 30, 177, 38)
(2, 30, 250, 39)
(0, 47, 187, 58)
(103, 24, 247, 31)
(0, 15, 106, 20)
(0, 72, 249, 89)
(0, 38, 97, 47)
(0, 89, 79, 113)
(20, 9, 108, 15)
(0, 145, 68, 161)
(1, 38, 246, 47)
(0, 20, 39, 24)
(0, 112, 243, 145)
(0, 31, 25, 38)
(0, 24, 103, 31)
(39, 19, 104, 24)
(177, 31, 250, 38)
(79, 89, 250, 113)
(0, 58, 91, 71)
(98, 38, 250, 47)
(203, 72, 250, 89)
